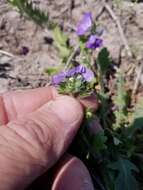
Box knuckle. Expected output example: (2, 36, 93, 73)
(11, 117, 54, 152)
(7, 117, 56, 166)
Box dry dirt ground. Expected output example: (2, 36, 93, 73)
(0, 0, 143, 93)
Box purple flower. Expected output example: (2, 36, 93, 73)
(83, 68, 94, 81)
(52, 72, 66, 85)
(76, 12, 92, 36)
(52, 65, 94, 85)
(86, 35, 103, 49)
(66, 65, 86, 77)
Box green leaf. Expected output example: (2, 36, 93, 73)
(91, 131, 107, 152)
(134, 97, 143, 119)
(8, 0, 49, 26)
(53, 27, 71, 59)
(53, 27, 68, 47)
(97, 92, 109, 128)
(103, 167, 116, 190)
(113, 71, 128, 129)
(109, 158, 139, 190)
(132, 118, 143, 130)
(97, 47, 111, 74)
(45, 67, 60, 76)
(58, 45, 70, 59)
(131, 97, 143, 130)
(113, 137, 121, 146)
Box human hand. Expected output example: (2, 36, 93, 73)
(0, 87, 94, 190)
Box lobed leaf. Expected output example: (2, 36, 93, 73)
(91, 131, 107, 153)
(97, 47, 111, 74)
(131, 97, 143, 130)
(8, 0, 49, 26)
(113, 71, 128, 129)
(109, 158, 139, 190)
(53, 27, 71, 59)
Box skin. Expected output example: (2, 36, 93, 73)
(0, 86, 95, 190)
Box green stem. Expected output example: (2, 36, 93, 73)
(64, 45, 79, 70)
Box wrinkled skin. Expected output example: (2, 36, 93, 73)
(0, 87, 99, 190)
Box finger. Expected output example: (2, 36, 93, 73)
(78, 93, 99, 111)
(52, 155, 94, 190)
(0, 95, 83, 189)
(0, 86, 58, 125)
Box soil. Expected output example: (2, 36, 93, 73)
(0, 1, 143, 189)
(0, 0, 143, 94)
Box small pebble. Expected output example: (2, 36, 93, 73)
(20, 46, 29, 55)
(43, 36, 54, 45)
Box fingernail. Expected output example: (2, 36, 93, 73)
(52, 156, 94, 190)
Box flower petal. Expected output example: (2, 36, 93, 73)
(76, 12, 92, 36)
(66, 65, 86, 77)
(83, 68, 94, 81)
(75, 65, 86, 74)
(67, 65, 94, 81)
(86, 35, 103, 49)
(66, 67, 77, 77)
(52, 72, 66, 85)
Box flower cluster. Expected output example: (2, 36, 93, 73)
(76, 12, 103, 49)
(52, 65, 94, 85)
(51, 12, 102, 88)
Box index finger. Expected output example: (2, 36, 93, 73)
(0, 86, 58, 125)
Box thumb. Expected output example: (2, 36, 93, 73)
(0, 96, 83, 190)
